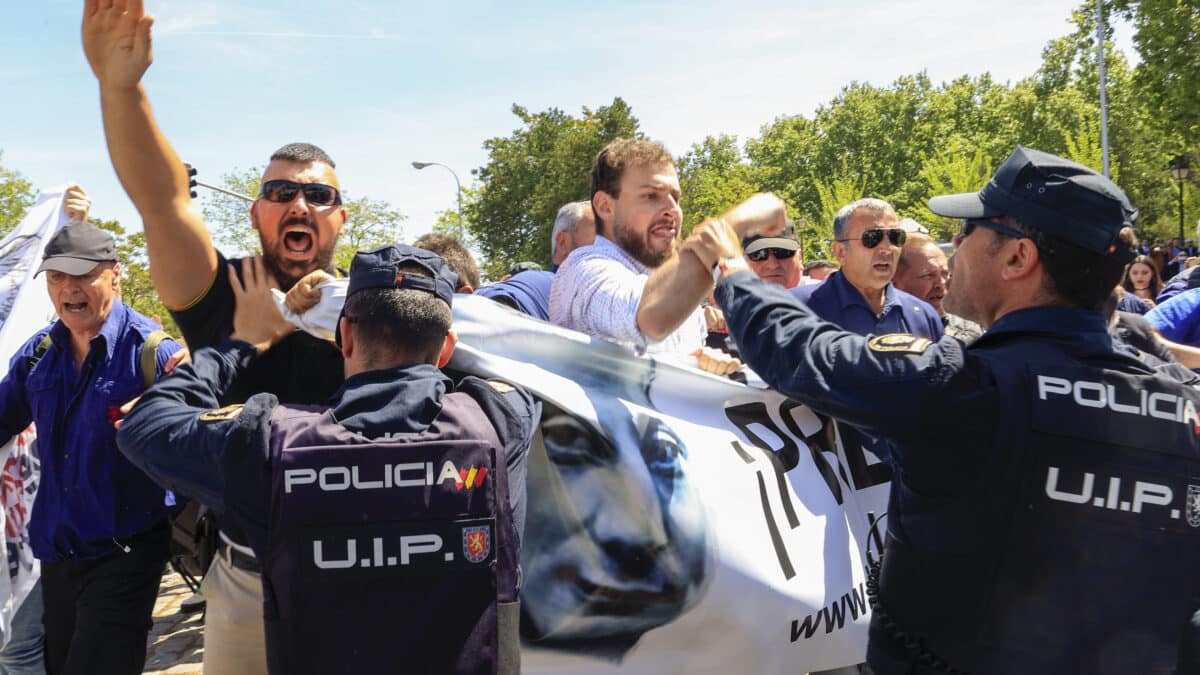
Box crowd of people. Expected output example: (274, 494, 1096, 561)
(0, 2, 1196, 674)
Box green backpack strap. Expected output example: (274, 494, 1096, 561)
(140, 330, 169, 389)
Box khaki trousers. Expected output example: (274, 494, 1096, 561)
(200, 550, 267, 675)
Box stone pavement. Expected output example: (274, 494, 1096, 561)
(143, 571, 204, 674)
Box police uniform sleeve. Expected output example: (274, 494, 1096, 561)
(456, 376, 539, 543)
(117, 339, 276, 513)
(715, 270, 966, 441)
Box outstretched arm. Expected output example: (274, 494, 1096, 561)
(637, 193, 788, 341)
(82, 0, 218, 309)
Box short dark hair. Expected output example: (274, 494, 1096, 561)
(343, 266, 451, 366)
(412, 233, 480, 291)
(590, 138, 673, 233)
(269, 143, 336, 168)
(994, 217, 1137, 311)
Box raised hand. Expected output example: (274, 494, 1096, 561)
(63, 184, 92, 223)
(723, 193, 787, 240)
(82, 0, 155, 88)
(229, 257, 295, 354)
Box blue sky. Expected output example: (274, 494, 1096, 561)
(4, 0, 1133, 250)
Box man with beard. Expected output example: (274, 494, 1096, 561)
(893, 232, 982, 344)
(83, 4, 346, 672)
(548, 138, 741, 375)
(792, 199, 942, 340)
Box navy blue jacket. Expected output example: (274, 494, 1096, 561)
(791, 271, 943, 340)
(0, 301, 180, 561)
(716, 270, 1200, 673)
(115, 340, 538, 561)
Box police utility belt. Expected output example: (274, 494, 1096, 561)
(218, 531, 261, 573)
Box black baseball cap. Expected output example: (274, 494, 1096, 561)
(345, 244, 458, 306)
(743, 220, 800, 255)
(36, 221, 118, 276)
(928, 146, 1137, 258)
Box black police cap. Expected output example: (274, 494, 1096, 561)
(345, 244, 458, 307)
(928, 146, 1137, 258)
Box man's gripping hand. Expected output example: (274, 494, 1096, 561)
(82, 0, 155, 89)
(683, 193, 787, 269)
(229, 257, 295, 354)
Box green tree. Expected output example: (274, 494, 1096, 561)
(809, 164, 866, 260)
(909, 149, 995, 239)
(1112, 0, 1200, 149)
(0, 151, 36, 239)
(93, 218, 180, 336)
(465, 98, 639, 278)
(676, 134, 762, 233)
(198, 167, 406, 272)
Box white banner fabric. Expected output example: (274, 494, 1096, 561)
(0, 185, 70, 647)
(450, 295, 894, 674)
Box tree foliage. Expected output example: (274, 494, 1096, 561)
(0, 151, 36, 240)
(464, 98, 639, 278)
(93, 218, 180, 337)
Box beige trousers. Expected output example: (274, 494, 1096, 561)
(200, 549, 268, 675)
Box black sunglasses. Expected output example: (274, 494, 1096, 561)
(836, 228, 906, 249)
(746, 247, 798, 262)
(957, 219, 1026, 242)
(259, 179, 342, 206)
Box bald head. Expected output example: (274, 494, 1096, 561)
(893, 233, 950, 315)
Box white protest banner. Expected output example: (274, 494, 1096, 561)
(449, 295, 893, 674)
(0, 186, 70, 647)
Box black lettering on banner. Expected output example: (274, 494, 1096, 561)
(730, 439, 755, 465)
(779, 400, 845, 505)
(789, 583, 869, 642)
(726, 401, 800, 471)
(757, 470, 796, 580)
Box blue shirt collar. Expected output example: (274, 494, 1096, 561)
(331, 363, 452, 435)
(48, 300, 130, 363)
(827, 271, 899, 316)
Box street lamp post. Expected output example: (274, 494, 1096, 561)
(1171, 156, 1190, 245)
(412, 161, 464, 239)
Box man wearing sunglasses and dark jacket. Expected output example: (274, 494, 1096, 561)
(792, 198, 943, 340)
(84, 4, 349, 673)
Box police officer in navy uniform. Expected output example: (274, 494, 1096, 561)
(116, 246, 536, 675)
(687, 146, 1200, 674)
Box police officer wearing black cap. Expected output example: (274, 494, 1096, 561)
(116, 246, 536, 675)
(688, 146, 1200, 674)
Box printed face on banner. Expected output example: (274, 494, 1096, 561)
(521, 398, 710, 654)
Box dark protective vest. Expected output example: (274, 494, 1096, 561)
(870, 358, 1200, 675)
(263, 392, 520, 675)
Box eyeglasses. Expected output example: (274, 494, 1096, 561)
(259, 180, 342, 206)
(956, 218, 1026, 242)
(836, 228, 906, 249)
(746, 247, 798, 262)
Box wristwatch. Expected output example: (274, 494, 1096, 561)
(712, 255, 747, 282)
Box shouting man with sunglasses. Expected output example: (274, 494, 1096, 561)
(695, 146, 1200, 674)
(84, 4, 349, 673)
(792, 198, 943, 340)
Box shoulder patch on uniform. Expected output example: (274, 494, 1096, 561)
(486, 380, 516, 394)
(199, 404, 245, 422)
(868, 333, 932, 354)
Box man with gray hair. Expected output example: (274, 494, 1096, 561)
(792, 198, 942, 339)
(477, 201, 597, 320)
(551, 201, 597, 269)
